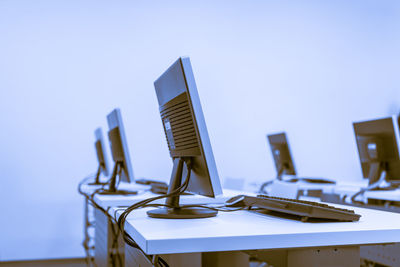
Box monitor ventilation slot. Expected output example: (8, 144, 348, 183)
(160, 92, 201, 157)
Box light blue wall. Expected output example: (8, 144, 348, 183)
(0, 0, 399, 261)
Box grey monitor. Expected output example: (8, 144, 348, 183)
(260, 132, 335, 192)
(353, 115, 400, 185)
(147, 57, 222, 219)
(267, 132, 296, 179)
(88, 128, 110, 185)
(99, 108, 136, 195)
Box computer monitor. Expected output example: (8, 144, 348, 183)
(267, 132, 296, 179)
(88, 128, 110, 185)
(99, 108, 136, 195)
(263, 132, 335, 187)
(353, 115, 400, 185)
(147, 57, 222, 219)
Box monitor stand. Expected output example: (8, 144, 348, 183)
(366, 162, 393, 189)
(351, 165, 388, 203)
(259, 166, 294, 193)
(147, 157, 217, 219)
(98, 161, 137, 195)
(87, 165, 107, 185)
(368, 162, 387, 185)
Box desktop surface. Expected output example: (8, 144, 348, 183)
(93, 188, 250, 208)
(112, 203, 400, 255)
(363, 188, 400, 201)
(80, 181, 150, 195)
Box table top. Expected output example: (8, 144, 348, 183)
(80, 182, 150, 195)
(111, 202, 400, 255)
(332, 185, 363, 196)
(93, 188, 248, 208)
(364, 189, 400, 201)
(295, 181, 337, 191)
(331, 184, 400, 202)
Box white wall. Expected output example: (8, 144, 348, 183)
(0, 0, 399, 261)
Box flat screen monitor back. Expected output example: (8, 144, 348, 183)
(154, 57, 222, 197)
(88, 128, 110, 185)
(353, 115, 400, 185)
(267, 132, 296, 178)
(94, 128, 110, 177)
(107, 108, 134, 183)
(148, 57, 222, 219)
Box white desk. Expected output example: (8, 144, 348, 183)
(364, 189, 400, 202)
(112, 203, 400, 267)
(80, 182, 151, 196)
(93, 188, 246, 208)
(79, 183, 105, 264)
(90, 188, 249, 267)
(295, 181, 337, 191)
(331, 185, 362, 196)
(79, 181, 150, 267)
(329, 183, 400, 204)
(262, 180, 336, 199)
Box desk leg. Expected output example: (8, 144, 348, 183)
(83, 198, 93, 265)
(95, 208, 126, 267)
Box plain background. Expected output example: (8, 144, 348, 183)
(0, 0, 399, 261)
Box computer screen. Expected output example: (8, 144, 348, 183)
(99, 108, 136, 195)
(89, 128, 110, 185)
(267, 132, 296, 179)
(353, 115, 400, 185)
(147, 56, 222, 219)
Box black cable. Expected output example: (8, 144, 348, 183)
(111, 202, 244, 266)
(89, 190, 125, 267)
(79, 173, 160, 266)
(350, 190, 367, 205)
(78, 174, 97, 197)
(349, 171, 389, 205)
(77, 174, 100, 267)
(105, 167, 192, 265)
(158, 256, 169, 267)
(110, 158, 246, 265)
(117, 165, 192, 248)
(141, 203, 247, 212)
(107, 207, 124, 267)
(259, 180, 274, 194)
(78, 175, 125, 266)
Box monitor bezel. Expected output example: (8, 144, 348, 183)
(106, 108, 134, 183)
(94, 127, 110, 177)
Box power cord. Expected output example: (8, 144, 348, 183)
(259, 180, 274, 194)
(110, 162, 194, 267)
(77, 174, 97, 197)
(117, 166, 192, 247)
(350, 171, 387, 205)
(77, 174, 99, 267)
(78, 175, 125, 266)
(108, 158, 246, 267)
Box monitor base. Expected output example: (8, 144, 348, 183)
(147, 207, 217, 219)
(98, 190, 137, 195)
(370, 186, 398, 191)
(288, 177, 336, 184)
(87, 182, 107, 186)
